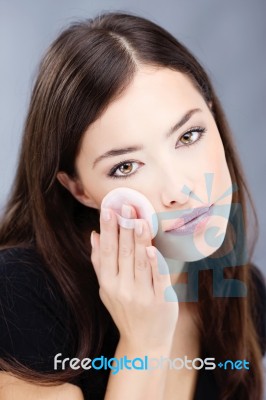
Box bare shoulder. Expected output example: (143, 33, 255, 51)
(0, 372, 84, 400)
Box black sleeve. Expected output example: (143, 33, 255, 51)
(249, 264, 266, 356)
(0, 247, 77, 373)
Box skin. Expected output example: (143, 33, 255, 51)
(65, 67, 231, 211)
(58, 65, 232, 284)
(57, 66, 233, 398)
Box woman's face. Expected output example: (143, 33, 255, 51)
(63, 67, 233, 261)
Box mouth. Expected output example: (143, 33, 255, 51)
(165, 204, 214, 236)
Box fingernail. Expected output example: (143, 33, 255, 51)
(121, 204, 131, 219)
(102, 207, 111, 221)
(146, 246, 156, 259)
(135, 220, 143, 236)
(90, 231, 95, 248)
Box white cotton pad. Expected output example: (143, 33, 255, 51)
(101, 187, 158, 238)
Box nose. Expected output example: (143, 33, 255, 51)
(161, 183, 192, 207)
(160, 167, 193, 208)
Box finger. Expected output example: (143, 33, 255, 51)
(134, 219, 153, 288)
(146, 247, 177, 302)
(99, 207, 119, 280)
(118, 204, 137, 283)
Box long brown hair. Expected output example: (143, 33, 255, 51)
(0, 11, 263, 399)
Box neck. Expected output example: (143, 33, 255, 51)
(164, 258, 197, 315)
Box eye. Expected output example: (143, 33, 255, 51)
(176, 127, 206, 148)
(108, 161, 141, 179)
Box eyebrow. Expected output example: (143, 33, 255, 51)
(92, 108, 202, 168)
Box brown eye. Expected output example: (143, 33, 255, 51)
(118, 162, 133, 174)
(180, 132, 194, 144)
(109, 161, 140, 178)
(110, 161, 140, 178)
(176, 128, 205, 148)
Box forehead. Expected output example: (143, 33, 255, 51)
(96, 67, 203, 119)
(82, 67, 207, 147)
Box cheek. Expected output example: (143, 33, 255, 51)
(76, 168, 106, 209)
(211, 149, 232, 202)
(196, 133, 232, 202)
(75, 150, 112, 207)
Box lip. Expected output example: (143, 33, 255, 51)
(165, 204, 214, 235)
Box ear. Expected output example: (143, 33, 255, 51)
(57, 172, 98, 209)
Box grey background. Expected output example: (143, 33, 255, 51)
(0, 0, 265, 272)
(0, 0, 266, 394)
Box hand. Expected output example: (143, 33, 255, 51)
(90, 204, 179, 350)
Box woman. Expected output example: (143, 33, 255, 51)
(0, 11, 265, 400)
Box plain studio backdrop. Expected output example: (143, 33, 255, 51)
(0, 3, 265, 272)
(0, 0, 266, 395)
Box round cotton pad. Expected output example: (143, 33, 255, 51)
(101, 187, 158, 238)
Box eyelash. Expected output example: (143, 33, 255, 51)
(107, 126, 206, 179)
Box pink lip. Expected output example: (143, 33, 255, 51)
(165, 204, 213, 233)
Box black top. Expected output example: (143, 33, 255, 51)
(0, 247, 265, 399)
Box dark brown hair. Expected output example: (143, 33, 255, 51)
(0, 11, 263, 399)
